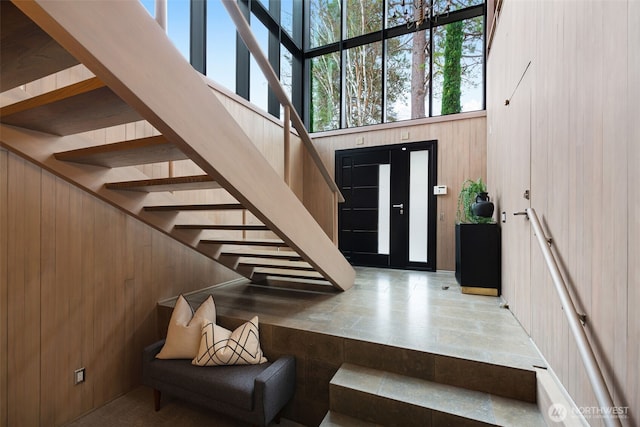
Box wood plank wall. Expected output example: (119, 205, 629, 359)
(305, 112, 487, 271)
(487, 1, 638, 425)
(0, 148, 238, 427)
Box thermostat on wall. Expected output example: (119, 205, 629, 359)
(433, 185, 448, 195)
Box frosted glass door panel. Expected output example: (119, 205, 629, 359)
(378, 164, 390, 254)
(409, 150, 428, 262)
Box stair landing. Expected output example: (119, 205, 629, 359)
(158, 267, 546, 426)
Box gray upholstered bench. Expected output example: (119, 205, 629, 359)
(142, 340, 296, 426)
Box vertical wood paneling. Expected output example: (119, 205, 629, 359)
(627, 0, 640, 417)
(79, 191, 95, 415)
(1, 152, 237, 426)
(601, 1, 629, 413)
(488, 0, 636, 424)
(39, 170, 56, 426)
(0, 149, 7, 427)
(54, 180, 73, 425)
(7, 156, 41, 426)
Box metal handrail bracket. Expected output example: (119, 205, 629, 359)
(526, 208, 621, 427)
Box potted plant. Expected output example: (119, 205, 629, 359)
(456, 178, 495, 224)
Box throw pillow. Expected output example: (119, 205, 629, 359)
(192, 316, 267, 366)
(156, 295, 216, 359)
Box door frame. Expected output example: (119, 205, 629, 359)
(335, 140, 438, 271)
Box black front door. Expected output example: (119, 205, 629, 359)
(336, 141, 437, 270)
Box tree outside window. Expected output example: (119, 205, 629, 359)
(309, 0, 484, 131)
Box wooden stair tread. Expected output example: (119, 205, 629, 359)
(175, 224, 269, 231)
(237, 259, 314, 271)
(200, 238, 286, 247)
(320, 411, 377, 427)
(1, 2, 80, 90)
(253, 267, 323, 279)
(0, 76, 142, 135)
(144, 203, 245, 211)
(53, 135, 188, 167)
(220, 249, 302, 260)
(106, 175, 221, 192)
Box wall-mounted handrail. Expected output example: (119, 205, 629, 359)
(221, 0, 344, 203)
(526, 208, 621, 427)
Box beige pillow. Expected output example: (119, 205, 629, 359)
(156, 295, 216, 359)
(192, 316, 267, 366)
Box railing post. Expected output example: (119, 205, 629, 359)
(283, 105, 291, 186)
(332, 191, 339, 245)
(155, 0, 167, 30)
(155, 0, 173, 179)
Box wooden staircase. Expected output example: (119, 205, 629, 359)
(0, 0, 354, 291)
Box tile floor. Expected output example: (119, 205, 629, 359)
(186, 267, 545, 372)
(71, 267, 546, 426)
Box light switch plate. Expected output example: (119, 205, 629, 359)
(74, 368, 85, 385)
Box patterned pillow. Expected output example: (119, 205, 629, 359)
(192, 316, 267, 366)
(156, 295, 216, 359)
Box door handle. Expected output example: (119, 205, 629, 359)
(513, 211, 529, 220)
(393, 203, 404, 215)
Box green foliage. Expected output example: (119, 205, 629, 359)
(456, 178, 493, 224)
(441, 20, 464, 115)
(309, 0, 484, 129)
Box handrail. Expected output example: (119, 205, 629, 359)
(526, 208, 621, 427)
(221, 0, 344, 203)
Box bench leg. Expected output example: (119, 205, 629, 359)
(153, 389, 161, 411)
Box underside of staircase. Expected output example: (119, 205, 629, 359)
(0, 0, 355, 291)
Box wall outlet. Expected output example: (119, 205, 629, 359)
(355, 136, 364, 145)
(74, 368, 85, 385)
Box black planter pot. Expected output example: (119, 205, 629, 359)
(471, 192, 494, 218)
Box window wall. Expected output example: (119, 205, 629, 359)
(307, 0, 485, 132)
(139, 0, 484, 132)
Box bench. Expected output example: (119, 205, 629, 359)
(142, 339, 296, 426)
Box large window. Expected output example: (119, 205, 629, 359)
(385, 30, 430, 122)
(140, 0, 484, 131)
(310, 52, 340, 131)
(346, 0, 382, 39)
(432, 16, 484, 116)
(307, 0, 485, 132)
(345, 42, 383, 127)
(309, 0, 341, 48)
(206, 0, 236, 90)
(250, 17, 270, 111)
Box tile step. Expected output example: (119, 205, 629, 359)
(329, 363, 545, 427)
(320, 411, 380, 427)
